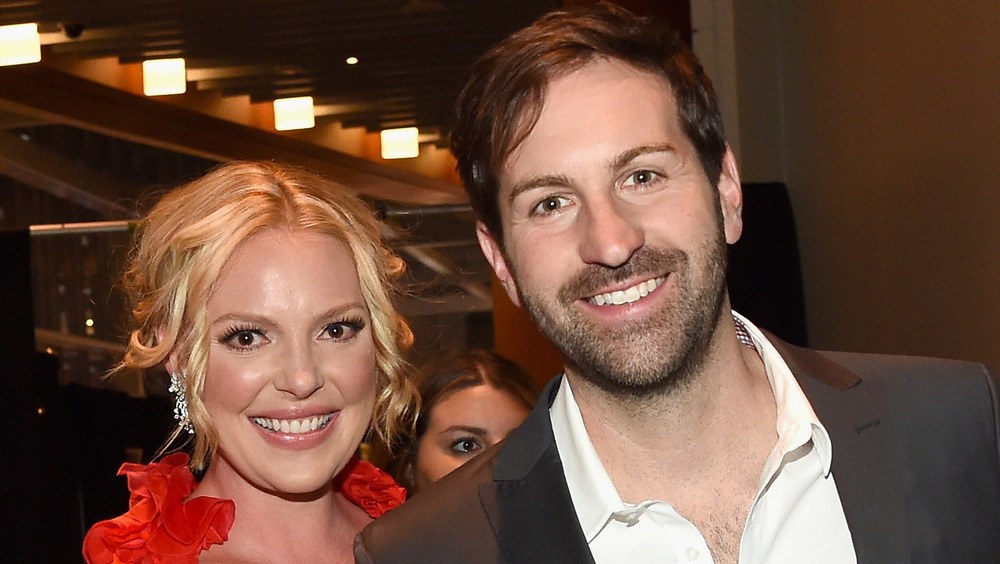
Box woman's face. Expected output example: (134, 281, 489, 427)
(412, 384, 530, 491)
(200, 229, 377, 497)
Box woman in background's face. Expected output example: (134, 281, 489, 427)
(411, 384, 530, 491)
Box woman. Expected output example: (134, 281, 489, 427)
(83, 161, 418, 563)
(387, 349, 538, 493)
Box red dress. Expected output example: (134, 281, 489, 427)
(82, 453, 406, 564)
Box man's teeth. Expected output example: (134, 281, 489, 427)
(589, 276, 665, 306)
(251, 413, 334, 434)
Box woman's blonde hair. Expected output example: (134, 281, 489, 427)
(118, 160, 417, 470)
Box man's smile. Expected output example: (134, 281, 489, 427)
(587, 276, 665, 306)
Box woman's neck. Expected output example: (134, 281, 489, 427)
(194, 460, 371, 563)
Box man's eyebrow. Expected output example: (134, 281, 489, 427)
(608, 143, 678, 172)
(505, 173, 573, 207)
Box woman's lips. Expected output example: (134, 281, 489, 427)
(250, 412, 335, 434)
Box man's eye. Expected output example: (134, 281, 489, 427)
(532, 196, 570, 215)
(623, 170, 660, 187)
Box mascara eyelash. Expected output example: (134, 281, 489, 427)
(219, 323, 260, 343)
(336, 316, 366, 329)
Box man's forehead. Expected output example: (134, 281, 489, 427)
(497, 60, 683, 186)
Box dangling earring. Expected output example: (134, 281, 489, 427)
(169, 372, 195, 434)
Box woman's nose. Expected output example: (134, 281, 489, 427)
(276, 346, 324, 398)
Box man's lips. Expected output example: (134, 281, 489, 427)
(586, 275, 665, 306)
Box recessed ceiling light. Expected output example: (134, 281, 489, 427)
(273, 96, 315, 130)
(380, 127, 419, 159)
(0, 23, 41, 66)
(346, 56, 359, 65)
(142, 58, 187, 96)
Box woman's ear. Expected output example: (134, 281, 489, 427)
(157, 326, 181, 375)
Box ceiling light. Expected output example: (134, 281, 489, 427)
(0, 23, 41, 66)
(345, 56, 359, 65)
(273, 96, 315, 131)
(380, 127, 420, 159)
(142, 58, 187, 96)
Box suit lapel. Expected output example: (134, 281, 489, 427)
(768, 335, 910, 563)
(480, 377, 596, 564)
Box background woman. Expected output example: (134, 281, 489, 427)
(83, 161, 418, 563)
(384, 349, 538, 493)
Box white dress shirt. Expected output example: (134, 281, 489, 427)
(549, 311, 857, 563)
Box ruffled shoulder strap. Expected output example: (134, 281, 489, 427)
(335, 457, 407, 518)
(82, 452, 236, 564)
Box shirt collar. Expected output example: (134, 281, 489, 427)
(550, 376, 623, 542)
(549, 310, 835, 542)
(732, 311, 833, 478)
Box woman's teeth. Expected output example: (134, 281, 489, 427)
(589, 276, 665, 306)
(251, 413, 334, 434)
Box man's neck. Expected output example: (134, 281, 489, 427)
(565, 316, 777, 503)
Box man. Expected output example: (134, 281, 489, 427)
(357, 5, 1000, 563)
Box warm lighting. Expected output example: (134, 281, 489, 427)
(273, 96, 315, 130)
(346, 56, 359, 65)
(380, 127, 419, 159)
(0, 23, 41, 66)
(142, 58, 187, 96)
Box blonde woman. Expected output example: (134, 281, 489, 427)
(83, 161, 418, 563)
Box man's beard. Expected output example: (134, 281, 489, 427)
(515, 228, 729, 400)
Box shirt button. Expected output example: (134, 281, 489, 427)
(685, 547, 700, 561)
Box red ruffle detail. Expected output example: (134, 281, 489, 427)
(82, 453, 235, 564)
(335, 457, 407, 518)
(83, 454, 404, 563)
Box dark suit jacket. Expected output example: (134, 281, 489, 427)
(357, 337, 1000, 563)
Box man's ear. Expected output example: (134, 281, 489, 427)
(717, 147, 744, 245)
(476, 222, 522, 308)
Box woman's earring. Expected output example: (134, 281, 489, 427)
(169, 372, 195, 434)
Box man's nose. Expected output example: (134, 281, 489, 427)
(577, 197, 644, 268)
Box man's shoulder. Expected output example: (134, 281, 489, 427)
(819, 349, 992, 379)
(790, 345, 999, 442)
(766, 331, 996, 393)
(769, 334, 998, 433)
(815, 348, 997, 399)
(357, 442, 504, 563)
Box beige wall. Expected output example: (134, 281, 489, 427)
(729, 1, 1000, 370)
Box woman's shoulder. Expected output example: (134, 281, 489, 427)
(82, 452, 236, 564)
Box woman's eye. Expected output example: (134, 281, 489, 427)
(323, 319, 364, 341)
(450, 437, 482, 455)
(221, 328, 265, 350)
(623, 169, 660, 187)
(531, 195, 570, 215)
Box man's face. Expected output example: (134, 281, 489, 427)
(478, 58, 744, 395)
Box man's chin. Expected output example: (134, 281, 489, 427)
(567, 348, 692, 398)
